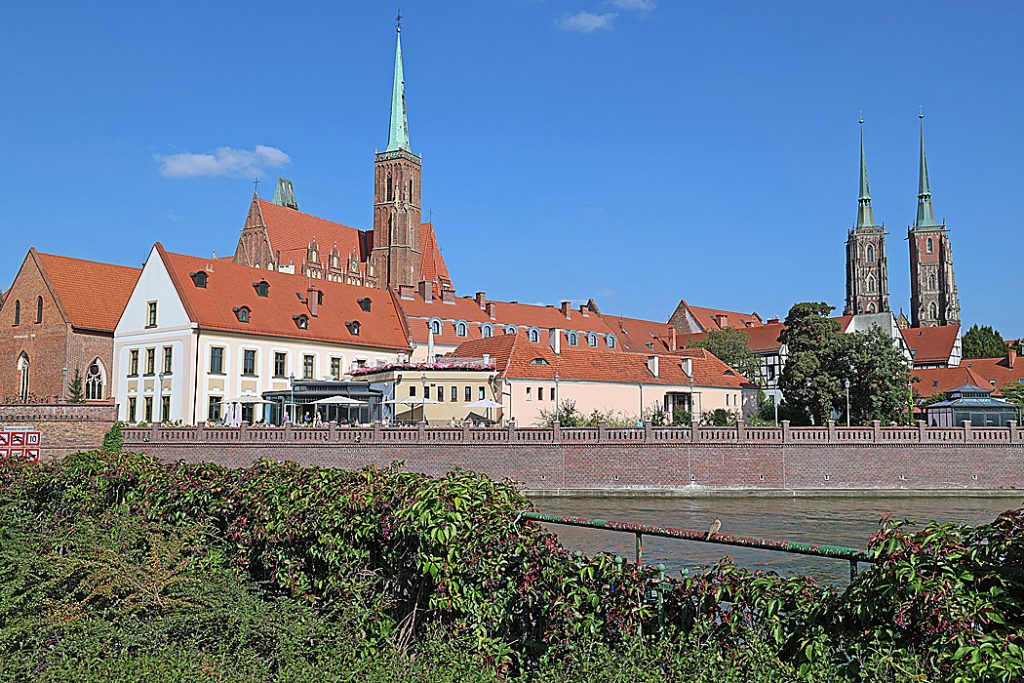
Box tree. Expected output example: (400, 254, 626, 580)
(778, 303, 912, 425)
(999, 381, 1024, 411)
(962, 324, 1006, 359)
(685, 327, 761, 384)
(67, 368, 84, 403)
(777, 303, 843, 424)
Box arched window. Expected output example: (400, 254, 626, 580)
(504, 325, 517, 335)
(928, 273, 937, 290)
(567, 332, 578, 346)
(13, 300, 20, 326)
(866, 245, 874, 263)
(929, 302, 938, 319)
(586, 333, 598, 348)
(481, 323, 493, 339)
(409, 178, 414, 201)
(17, 353, 29, 401)
(386, 171, 393, 201)
(85, 360, 104, 400)
(429, 319, 442, 335)
(867, 302, 876, 313)
(867, 275, 876, 293)
(36, 296, 43, 323)
(455, 321, 468, 337)
(926, 238, 934, 254)
(527, 328, 540, 343)
(606, 334, 617, 349)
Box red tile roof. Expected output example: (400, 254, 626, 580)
(35, 251, 140, 332)
(912, 355, 1024, 399)
(680, 299, 763, 332)
(448, 335, 754, 388)
(156, 244, 410, 352)
(600, 314, 677, 353)
(900, 325, 960, 365)
(419, 223, 451, 287)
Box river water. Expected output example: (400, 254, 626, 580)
(528, 494, 1020, 585)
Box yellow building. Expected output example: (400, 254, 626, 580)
(351, 361, 499, 425)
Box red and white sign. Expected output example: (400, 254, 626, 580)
(0, 427, 41, 462)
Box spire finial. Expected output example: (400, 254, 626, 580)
(386, 16, 411, 152)
(396, 9, 402, 33)
(253, 176, 260, 196)
(856, 115, 873, 228)
(915, 108, 936, 226)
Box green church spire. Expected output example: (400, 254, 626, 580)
(915, 112, 937, 226)
(386, 16, 411, 153)
(856, 118, 874, 228)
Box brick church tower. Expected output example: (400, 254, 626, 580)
(908, 114, 960, 328)
(369, 20, 423, 291)
(844, 120, 890, 315)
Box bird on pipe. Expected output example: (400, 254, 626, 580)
(706, 518, 722, 540)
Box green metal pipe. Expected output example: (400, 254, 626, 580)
(521, 511, 873, 564)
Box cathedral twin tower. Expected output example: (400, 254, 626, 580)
(844, 115, 960, 328)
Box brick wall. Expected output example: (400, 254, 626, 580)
(120, 421, 1024, 493)
(0, 404, 117, 462)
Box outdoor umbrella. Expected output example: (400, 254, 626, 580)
(384, 397, 438, 423)
(312, 395, 369, 424)
(463, 398, 503, 424)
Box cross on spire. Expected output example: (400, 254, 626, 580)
(253, 177, 260, 196)
(396, 9, 402, 32)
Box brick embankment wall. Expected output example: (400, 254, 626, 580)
(0, 404, 117, 462)
(120, 421, 1024, 493)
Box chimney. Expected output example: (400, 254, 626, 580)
(669, 327, 677, 350)
(307, 286, 320, 317)
(680, 357, 693, 379)
(418, 280, 433, 303)
(549, 328, 561, 355)
(716, 314, 729, 329)
(647, 355, 659, 378)
(397, 284, 415, 300)
(482, 353, 491, 366)
(485, 302, 497, 320)
(441, 288, 456, 304)
(1010, 347, 1018, 369)
(474, 291, 487, 308)
(560, 301, 572, 319)
(768, 317, 780, 324)
(578, 304, 589, 318)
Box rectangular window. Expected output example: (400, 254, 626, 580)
(538, 387, 544, 401)
(437, 386, 444, 402)
(451, 385, 458, 401)
(145, 348, 155, 375)
(129, 349, 139, 376)
(208, 396, 222, 422)
(409, 385, 417, 397)
(274, 352, 287, 378)
(160, 396, 171, 422)
(146, 302, 157, 328)
(210, 347, 224, 374)
(128, 397, 137, 422)
(303, 354, 315, 379)
(526, 387, 532, 401)
(162, 347, 173, 374)
(354, 358, 367, 369)
(465, 386, 472, 402)
(330, 357, 341, 380)
(144, 397, 153, 422)
(479, 387, 485, 400)
(243, 349, 256, 376)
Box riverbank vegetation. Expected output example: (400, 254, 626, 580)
(2, 450, 1022, 682)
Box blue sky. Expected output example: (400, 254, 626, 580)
(1, 1, 1020, 333)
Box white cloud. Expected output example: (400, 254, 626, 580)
(156, 144, 291, 179)
(608, 0, 655, 11)
(559, 11, 617, 33)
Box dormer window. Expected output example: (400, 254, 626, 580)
(606, 334, 617, 349)
(527, 328, 540, 343)
(586, 333, 598, 348)
(455, 321, 468, 337)
(253, 280, 270, 297)
(357, 297, 372, 312)
(233, 306, 251, 323)
(429, 319, 443, 335)
(190, 271, 208, 288)
(529, 358, 550, 365)
(504, 325, 518, 335)
(293, 314, 309, 330)
(724, 370, 735, 376)
(481, 323, 494, 339)
(567, 332, 578, 346)
(346, 321, 361, 336)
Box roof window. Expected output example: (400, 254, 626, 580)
(529, 358, 550, 365)
(293, 314, 309, 330)
(357, 297, 372, 312)
(233, 306, 251, 323)
(253, 280, 270, 297)
(346, 320, 361, 336)
(190, 271, 208, 288)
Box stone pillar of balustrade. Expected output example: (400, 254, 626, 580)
(736, 419, 746, 441)
(552, 420, 562, 441)
(691, 420, 701, 441)
(328, 421, 336, 440)
(284, 422, 293, 441)
(462, 421, 470, 441)
(826, 420, 836, 442)
(871, 420, 881, 442)
(644, 421, 653, 442)
(372, 422, 381, 442)
(196, 421, 205, 440)
(598, 422, 607, 441)
(150, 422, 159, 442)
(918, 419, 927, 442)
(781, 420, 791, 443)
(962, 420, 972, 442)
(507, 421, 516, 441)
(417, 422, 426, 441)
(1010, 421, 1019, 444)
(240, 422, 249, 440)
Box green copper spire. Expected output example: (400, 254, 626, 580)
(856, 118, 874, 228)
(915, 112, 937, 226)
(386, 18, 410, 153)
(272, 177, 298, 210)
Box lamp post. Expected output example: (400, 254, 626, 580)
(61, 366, 68, 403)
(554, 373, 560, 419)
(289, 373, 295, 424)
(844, 378, 851, 427)
(420, 373, 428, 424)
